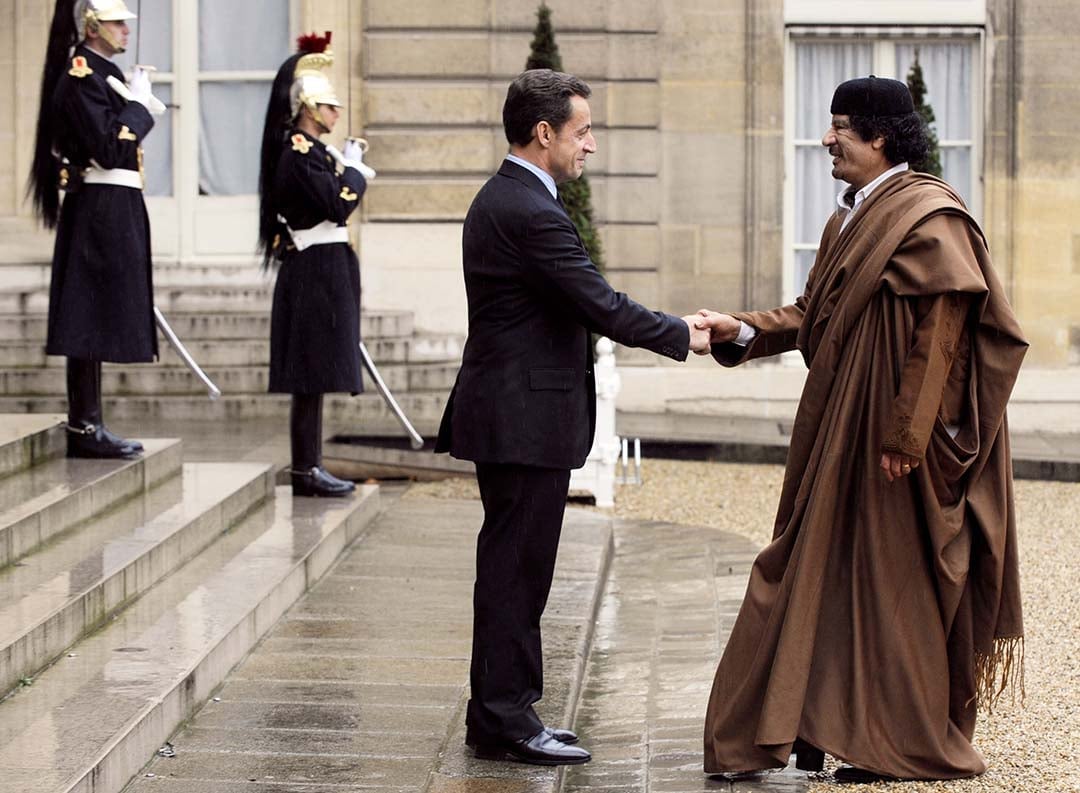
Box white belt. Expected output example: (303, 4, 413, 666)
(83, 165, 143, 190)
(277, 217, 349, 251)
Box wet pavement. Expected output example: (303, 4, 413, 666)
(126, 492, 614, 793)
(122, 482, 816, 793)
(563, 519, 810, 793)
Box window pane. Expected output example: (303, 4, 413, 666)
(199, 0, 289, 71)
(796, 250, 818, 297)
(895, 41, 973, 140)
(114, 0, 173, 72)
(942, 147, 972, 207)
(795, 145, 845, 244)
(794, 41, 873, 138)
(143, 83, 172, 197)
(198, 82, 271, 195)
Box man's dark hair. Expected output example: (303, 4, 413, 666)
(849, 112, 932, 171)
(503, 69, 591, 147)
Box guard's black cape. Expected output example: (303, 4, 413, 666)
(46, 44, 157, 362)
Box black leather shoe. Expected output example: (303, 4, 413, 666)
(471, 730, 590, 766)
(291, 466, 356, 497)
(834, 765, 897, 783)
(100, 425, 143, 453)
(546, 727, 579, 745)
(67, 423, 141, 459)
(792, 737, 825, 772)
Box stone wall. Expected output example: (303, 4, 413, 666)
(359, 0, 779, 340)
(991, 0, 1080, 364)
(0, 1, 1077, 363)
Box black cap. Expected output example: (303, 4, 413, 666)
(830, 75, 914, 117)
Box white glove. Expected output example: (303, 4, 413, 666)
(325, 143, 376, 181)
(129, 67, 152, 108)
(107, 71, 166, 116)
(342, 138, 363, 162)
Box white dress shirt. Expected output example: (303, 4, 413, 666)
(837, 162, 909, 233)
(505, 154, 557, 200)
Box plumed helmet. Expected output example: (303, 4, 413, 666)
(290, 32, 342, 119)
(74, 0, 136, 40)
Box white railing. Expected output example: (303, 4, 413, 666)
(570, 337, 621, 507)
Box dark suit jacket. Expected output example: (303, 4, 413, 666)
(435, 160, 689, 470)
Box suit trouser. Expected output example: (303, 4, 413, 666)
(466, 462, 571, 742)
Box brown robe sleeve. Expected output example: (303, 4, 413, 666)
(881, 291, 971, 458)
(709, 299, 807, 367)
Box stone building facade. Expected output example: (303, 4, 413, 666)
(0, 0, 1076, 365)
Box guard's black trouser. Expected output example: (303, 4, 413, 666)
(66, 357, 102, 427)
(290, 393, 324, 470)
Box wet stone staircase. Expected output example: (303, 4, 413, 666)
(0, 416, 380, 793)
(0, 263, 460, 437)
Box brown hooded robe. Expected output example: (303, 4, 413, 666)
(703, 171, 1028, 779)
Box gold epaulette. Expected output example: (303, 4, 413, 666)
(291, 134, 312, 154)
(68, 56, 93, 78)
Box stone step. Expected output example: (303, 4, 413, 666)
(325, 436, 473, 481)
(0, 483, 379, 793)
(0, 285, 276, 315)
(0, 309, 416, 343)
(0, 461, 274, 697)
(0, 393, 448, 436)
(0, 362, 459, 397)
(0, 438, 182, 569)
(0, 415, 66, 480)
(0, 332, 463, 369)
(0, 259, 290, 289)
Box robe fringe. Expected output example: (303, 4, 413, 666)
(971, 635, 1025, 713)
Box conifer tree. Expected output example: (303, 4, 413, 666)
(906, 51, 943, 178)
(526, 4, 604, 270)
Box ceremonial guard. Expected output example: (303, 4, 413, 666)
(258, 33, 371, 497)
(29, 0, 165, 458)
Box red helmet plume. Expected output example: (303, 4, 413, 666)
(297, 31, 332, 55)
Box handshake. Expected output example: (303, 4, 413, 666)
(681, 309, 743, 355)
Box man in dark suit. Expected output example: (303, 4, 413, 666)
(436, 69, 710, 766)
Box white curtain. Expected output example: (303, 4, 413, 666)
(197, 0, 289, 196)
(793, 42, 872, 291)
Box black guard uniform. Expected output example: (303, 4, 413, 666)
(268, 130, 365, 395)
(259, 32, 369, 497)
(30, 0, 157, 459)
(47, 44, 156, 363)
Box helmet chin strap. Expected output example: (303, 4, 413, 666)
(88, 19, 126, 54)
(303, 104, 332, 134)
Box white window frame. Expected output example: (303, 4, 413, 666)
(782, 26, 985, 304)
(145, 0, 298, 263)
(784, 0, 986, 26)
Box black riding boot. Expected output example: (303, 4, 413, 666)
(290, 393, 354, 497)
(66, 358, 141, 459)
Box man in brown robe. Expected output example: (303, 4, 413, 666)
(696, 76, 1028, 782)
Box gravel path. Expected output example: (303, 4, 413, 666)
(406, 460, 1080, 792)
